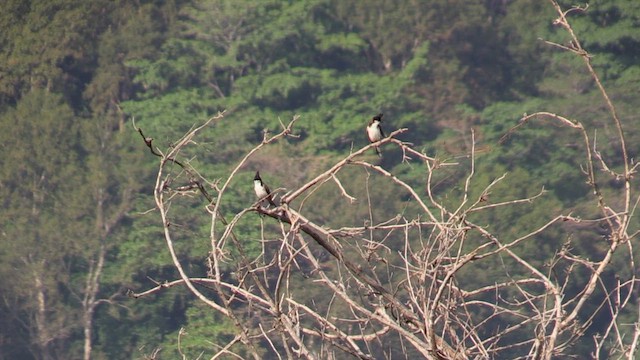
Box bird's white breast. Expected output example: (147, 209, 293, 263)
(367, 121, 382, 142)
(254, 180, 268, 198)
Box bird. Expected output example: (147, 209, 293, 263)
(366, 113, 385, 157)
(253, 171, 277, 207)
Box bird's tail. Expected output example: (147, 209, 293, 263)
(375, 146, 382, 157)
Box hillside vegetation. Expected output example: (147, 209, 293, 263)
(0, 0, 639, 359)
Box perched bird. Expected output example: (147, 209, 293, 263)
(253, 171, 277, 207)
(366, 113, 385, 157)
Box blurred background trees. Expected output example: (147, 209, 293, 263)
(0, 0, 638, 358)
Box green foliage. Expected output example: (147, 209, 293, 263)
(160, 302, 255, 359)
(1, 0, 639, 358)
(570, 0, 640, 78)
(0, 0, 111, 105)
(0, 89, 85, 358)
(0, 89, 81, 257)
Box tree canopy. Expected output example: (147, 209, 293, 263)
(0, 0, 639, 359)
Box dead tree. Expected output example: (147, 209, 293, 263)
(130, 2, 639, 358)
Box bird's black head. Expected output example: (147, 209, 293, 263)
(254, 171, 261, 181)
(373, 113, 383, 122)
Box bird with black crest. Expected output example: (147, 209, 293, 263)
(253, 171, 277, 207)
(366, 113, 385, 157)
